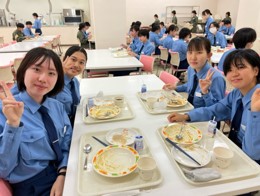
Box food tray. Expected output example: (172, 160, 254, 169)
(77, 128, 163, 196)
(82, 95, 134, 124)
(157, 122, 260, 186)
(137, 90, 194, 114)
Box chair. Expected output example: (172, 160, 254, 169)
(0, 65, 14, 83)
(12, 57, 24, 81)
(159, 71, 180, 84)
(0, 36, 4, 44)
(157, 46, 169, 75)
(43, 41, 52, 50)
(82, 69, 109, 78)
(130, 55, 155, 75)
(52, 35, 62, 56)
(169, 51, 187, 76)
(0, 179, 12, 196)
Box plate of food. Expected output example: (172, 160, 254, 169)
(171, 144, 211, 168)
(161, 123, 202, 144)
(89, 104, 121, 120)
(106, 128, 138, 146)
(92, 145, 139, 177)
(113, 51, 129, 58)
(167, 97, 188, 108)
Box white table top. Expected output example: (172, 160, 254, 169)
(23, 35, 57, 42)
(64, 75, 260, 196)
(211, 52, 224, 64)
(0, 42, 46, 53)
(86, 49, 143, 71)
(0, 52, 25, 68)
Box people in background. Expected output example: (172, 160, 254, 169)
(159, 22, 166, 38)
(77, 22, 92, 49)
(0, 47, 72, 195)
(153, 14, 160, 25)
(32, 13, 42, 35)
(23, 21, 35, 38)
(224, 20, 235, 35)
(190, 10, 198, 33)
(163, 24, 177, 50)
(202, 9, 214, 36)
(164, 37, 226, 109)
(171, 10, 177, 25)
(168, 49, 260, 165)
(218, 27, 257, 72)
(12, 23, 26, 42)
(207, 21, 227, 48)
(128, 29, 155, 59)
(171, 27, 191, 77)
(149, 23, 162, 55)
(224, 11, 232, 23)
(218, 19, 227, 34)
(135, 21, 142, 28)
(53, 46, 87, 127)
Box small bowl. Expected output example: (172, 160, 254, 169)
(213, 146, 234, 168)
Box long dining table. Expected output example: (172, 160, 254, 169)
(64, 75, 260, 196)
(0, 41, 46, 53)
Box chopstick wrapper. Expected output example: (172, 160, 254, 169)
(182, 168, 221, 182)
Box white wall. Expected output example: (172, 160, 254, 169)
(216, 0, 239, 27)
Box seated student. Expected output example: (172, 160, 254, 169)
(122, 25, 142, 53)
(207, 22, 227, 48)
(164, 37, 226, 109)
(53, 46, 87, 127)
(171, 27, 191, 77)
(159, 22, 166, 38)
(218, 28, 257, 72)
(167, 49, 260, 165)
(12, 23, 26, 42)
(128, 29, 155, 59)
(23, 21, 35, 38)
(218, 19, 227, 34)
(224, 20, 235, 35)
(149, 23, 162, 55)
(77, 22, 92, 49)
(0, 47, 72, 195)
(162, 24, 177, 50)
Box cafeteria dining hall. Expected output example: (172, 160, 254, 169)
(1, 0, 260, 195)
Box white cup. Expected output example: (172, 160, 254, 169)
(114, 96, 124, 107)
(213, 146, 234, 168)
(137, 157, 157, 181)
(146, 97, 157, 109)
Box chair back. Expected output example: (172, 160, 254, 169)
(0, 179, 12, 196)
(0, 66, 14, 83)
(0, 36, 4, 44)
(43, 41, 52, 50)
(159, 46, 168, 61)
(12, 57, 24, 81)
(139, 55, 155, 74)
(169, 51, 180, 67)
(159, 71, 179, 84)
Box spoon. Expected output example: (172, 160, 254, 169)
(83, 144, 92, 170)
(176, 122, 185, 140)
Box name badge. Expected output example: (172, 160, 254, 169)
(241, 124, 246, 131)
(195, 92, 202, 97)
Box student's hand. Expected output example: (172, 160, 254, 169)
(128, 51, 136, 57)
(163, 83, 176, 90)
(199, 69, 215, 94)
(0, 81, 24, 127)
(167, 112, 190, 123)
(88, 34, 92, 39)
(251, 88, 260, 112)
(50, 175, 65, 196)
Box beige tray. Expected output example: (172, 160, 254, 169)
(82, 95, 134, 124)
(77, 128, 163, 196)
(137, 90, 194, 114)
(157, 122, 260, 186)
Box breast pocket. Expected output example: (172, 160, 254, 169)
(20, 130, 52, 160)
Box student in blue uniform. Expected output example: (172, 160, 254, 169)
(207, 22, 227, 48)
(159, 22, 166, 38)
(167, 49, 260, 164)
(23, 21, 35, 38)
(202, 9, 214, 37)
(164, 37, 226, 109)
(128, 29, 155, 59)
(149, 24, 162, 55)
(218, 19, 227, 34)
(218, 27, 257, 72)
(53, 46, 87, 127)
(32, 13, 42, 35)
(125, 25, 142, 53)
(224, 20, 235, 35)
(171, 27, 191, 77)
(162, 24, 177, 50)
(0, 47, 72, 195)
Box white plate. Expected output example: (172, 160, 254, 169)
(89, 104, 121, 120)
(92, 145, 139, 177)
(106, 128, 138, 146)
(171, 144, 211, 168)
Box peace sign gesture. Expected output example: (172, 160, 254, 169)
(251, 88, 260, 112)
(0, 81, 24, 127)
(199, 69, 215, 94)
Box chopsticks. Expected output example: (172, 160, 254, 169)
(165, 138, 201, 166)
(92, 136, 108, 147)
